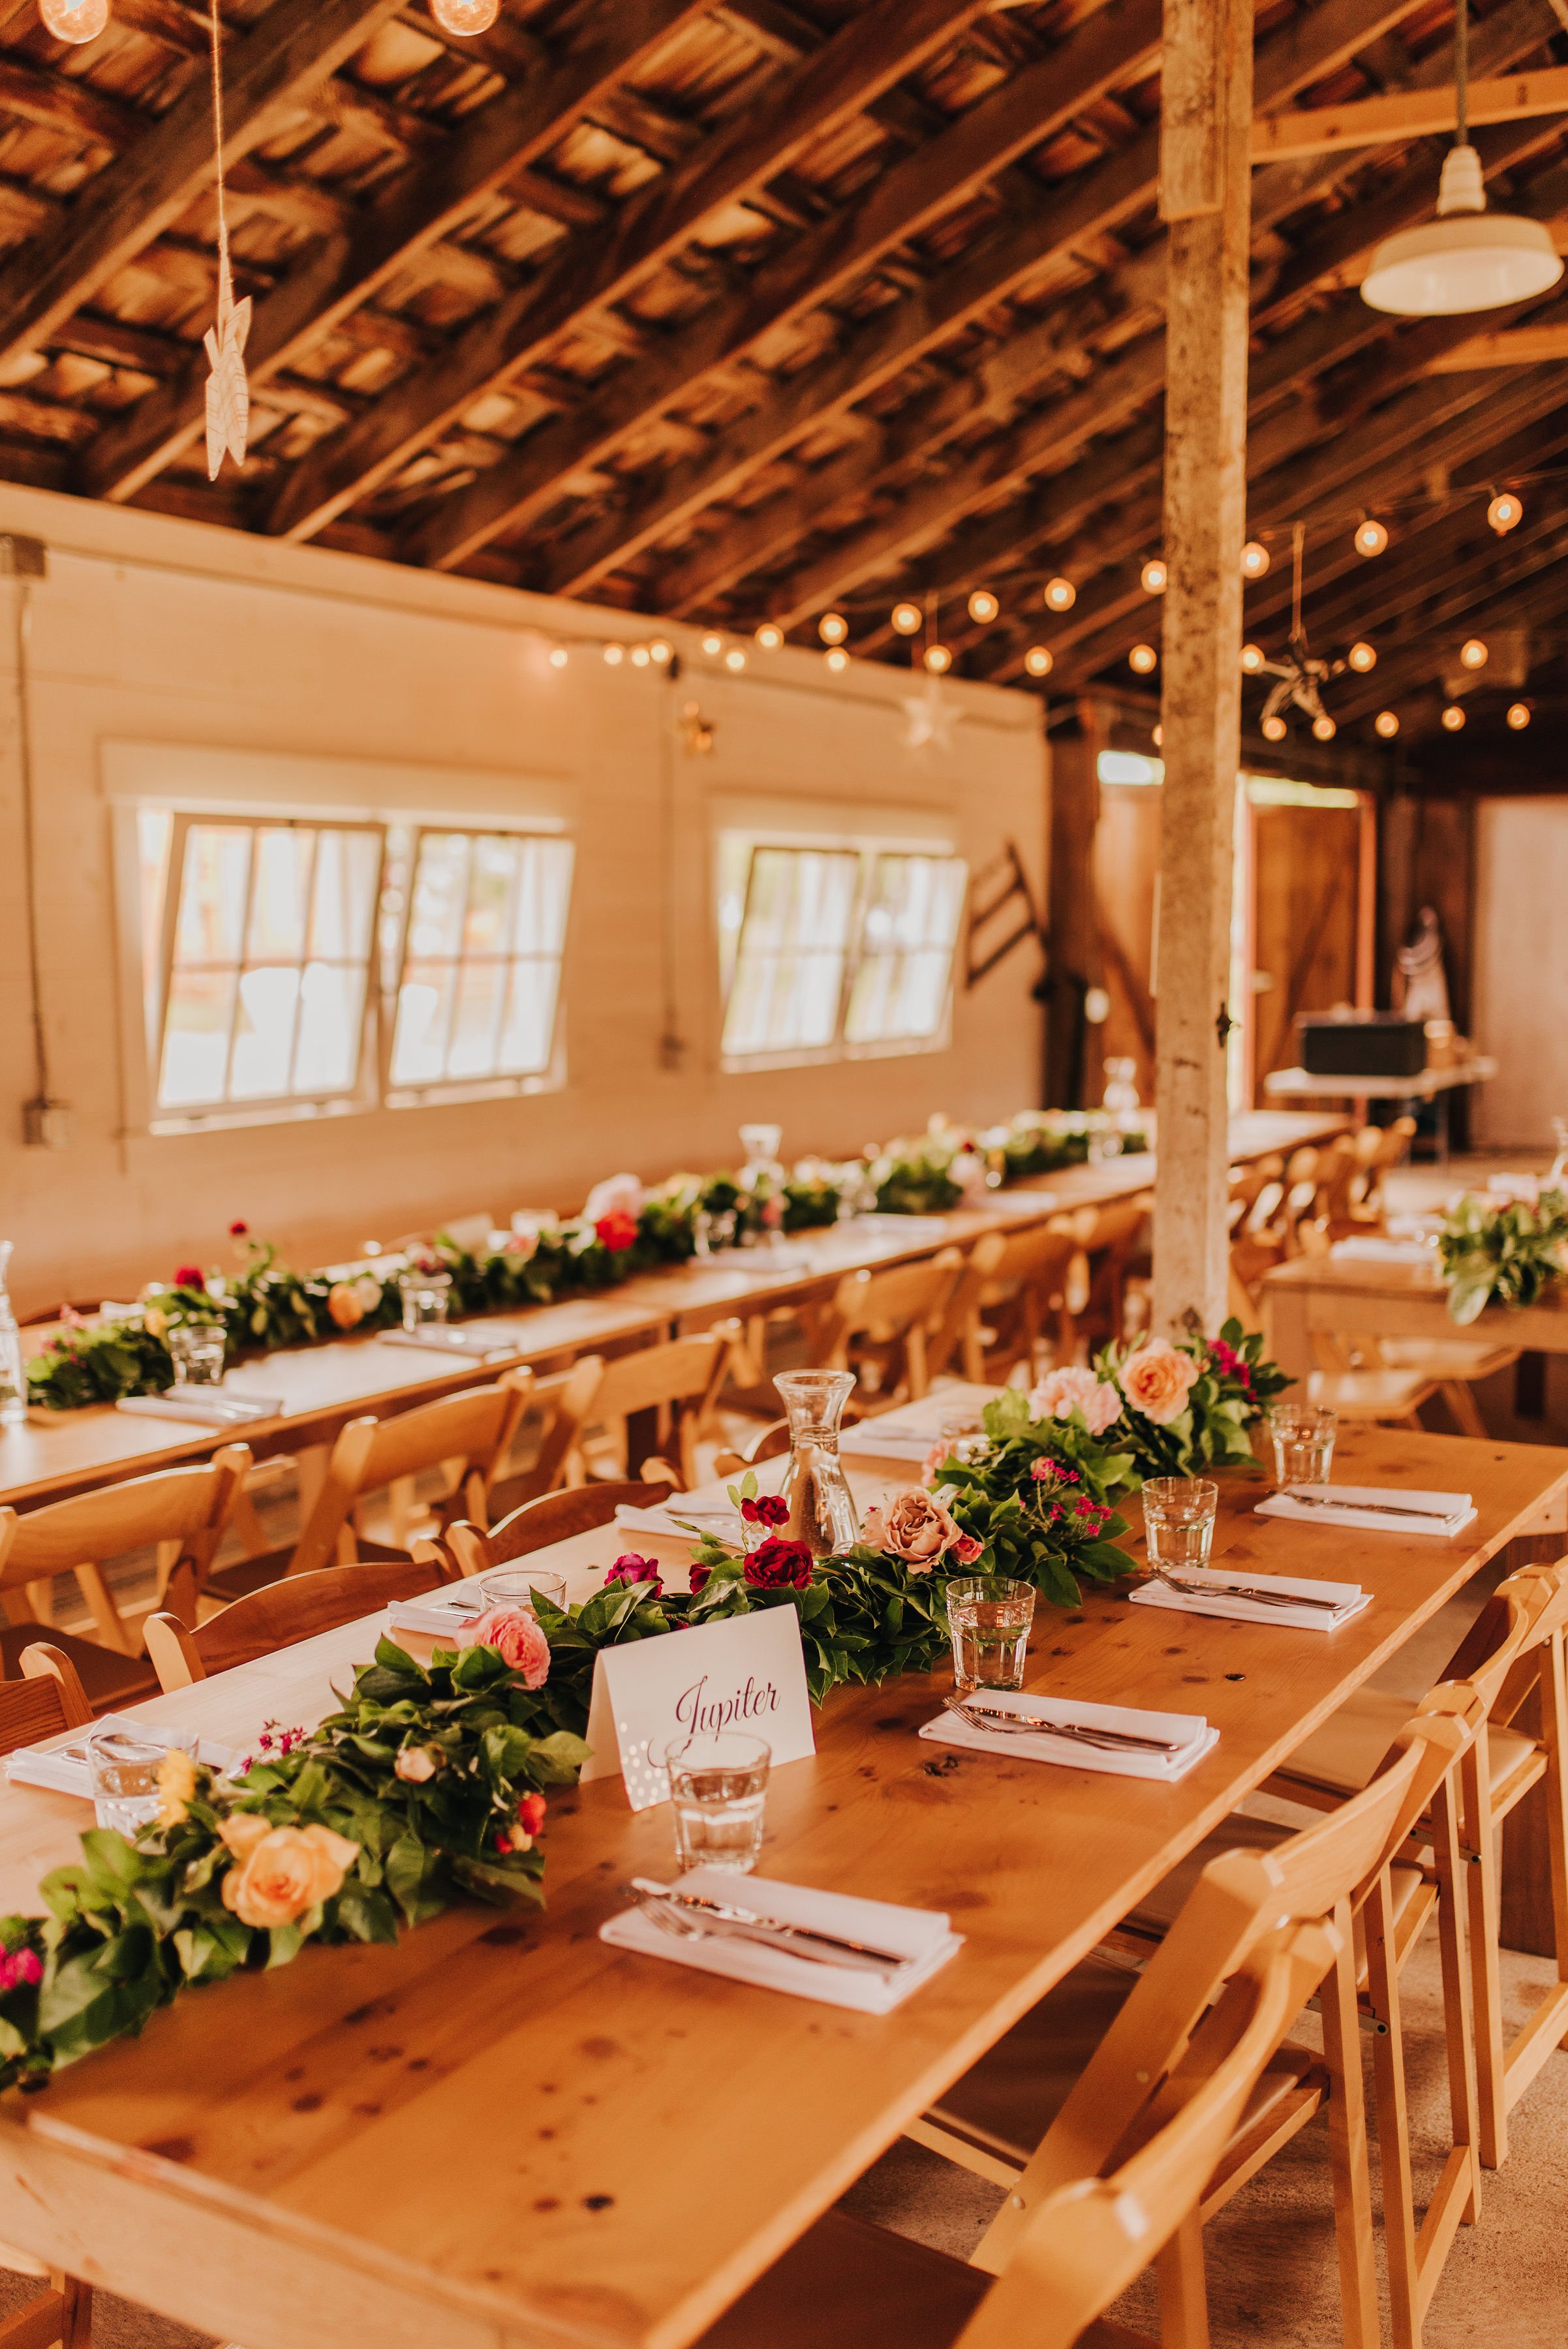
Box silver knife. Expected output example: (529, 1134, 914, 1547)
(1282, 1492, 1458, 1522)
(631, 1878, 912, 1968)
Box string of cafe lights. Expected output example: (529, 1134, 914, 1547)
(35, 0, 505, 38)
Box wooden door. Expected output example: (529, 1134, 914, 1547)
(1248, 795, 1369, 1097)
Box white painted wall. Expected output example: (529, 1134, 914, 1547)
(0, 484, 1045, 1317)
(1471, 795, 1568, 1150)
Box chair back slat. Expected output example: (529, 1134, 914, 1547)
(146, 1554, 461, 1690)
(357, 1373, 531, 1492)
(0, 1657, 93, 1753)
(2, 1447, 252, 1586)
(510, 1354, 606, 1503)
(589, 1330, 736, 1422)
(1442, 1559, 1568, 1716)
(446, 1474, 681, 1576)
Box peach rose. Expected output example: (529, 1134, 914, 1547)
(459, 1606, 551, 1688)
(326, 1280, 364, 1331)
(1029, 1365, 1123, 1437)
(394, 1743, 442, 1784)
(156, 1746, 198, 1828)
(861, 1487, 973, 1573)
(1118, 1338, 1201, 1426)
(219, 1819, 360, 1930)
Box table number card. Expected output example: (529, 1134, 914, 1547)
(580, 1607, 816, 1809)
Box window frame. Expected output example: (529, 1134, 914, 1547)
(841, 848, 969, 1060)
(145, 810, 387, 1134)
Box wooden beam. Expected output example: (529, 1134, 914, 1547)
(76, 0, 718, 502)
(0, 0, 411, 376)
(1426, 320, 1568, 367)
(0, 57, 144, 148)
(1154, 0, 1253, 1338)
(1253, 65, 1568, 161)
(265, 0, 1002, 545)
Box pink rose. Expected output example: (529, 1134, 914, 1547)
(952, 1533, 983, 1565)
(0, 1946, 41, 1993)
(459, 1606, 551, 1687)
(1029, 1364, 1123, 1437)
(862, 1488, 967, 1573)
(1118, 1338, 1201, 1426)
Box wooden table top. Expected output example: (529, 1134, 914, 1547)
(1, 1112, 1347, 1520)
(1263, 1250, 1568, 1363)
(0, 1418, 1555, 2349)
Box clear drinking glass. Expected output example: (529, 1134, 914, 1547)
(0, 1241, 27, 1428)
(1142, 1478, 1218, 1571)
(945, 1576, 1036, 1693)
(667, 1731, 771, 1874)
(166, 1322, 227, 1387)
(88, 1730, 168, 1835)
(774, 1369, 859, 1556)
(1267, 1404, 1338, 1490)
(480, 1568, 566, 1613)
(399, 1267, 453, 1331)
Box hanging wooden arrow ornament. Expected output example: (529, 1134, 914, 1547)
(202, 0, 250, 481)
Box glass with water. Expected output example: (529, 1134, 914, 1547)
(399, 1268, 452, 1331)
(667, 1732, 771, 1874)
(480, 1569, 566, 1614)
(1267, 1405, 1338, 1490)
(88, 1730, 170, 1836)
(945, 1576, 1036, 1693)
(1141, 1478, 1219, 1571)
(166, 1322, 227, 1386)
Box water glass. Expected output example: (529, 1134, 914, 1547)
(667, 1732, 771, 1875)
(89, 1730, 169, 1836)
(1141, 1478, 1218, 1572)
(1267, 1404, 1338, 1490)
(945, 1576, 1036, 1693)
(480, 1568, 566, 1614)
(399, 1268, 452, 1331)
(166, 1322, 226, 1387)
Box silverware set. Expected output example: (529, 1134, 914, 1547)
(939, 1694, 1184, 1755)
(1277, 1491, 1455, 1525)
(1143, 1565, 1349, 1614)
(630, 1878, 913, 1978)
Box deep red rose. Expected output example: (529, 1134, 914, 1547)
(688, 1562, 711, 1595)
(606, 1551, 663, 1596)
(518, 1792, 547, 1837)
(172, 1265, 206, 1291)
(743, 1537, 813, 1591)
(594, 1210, 639, 1253)
(228, 1219, 249, 1238)
(740, 1493, 789, 1528)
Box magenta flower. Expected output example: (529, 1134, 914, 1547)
(0, 1946, 41, 1993)
(606, 1552, 664, 1597)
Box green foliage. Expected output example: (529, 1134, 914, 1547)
(1094, 1321, 1288, 1480)
(928, 1386, 1138, 1606)
(1439, 1188, 1568, 1325)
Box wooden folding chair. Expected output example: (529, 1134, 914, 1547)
(574, 1326, 740, 1487)
(692, 1905, 1329, 2349)
(1058, 1196, 1150, 1358)
(817, 1253, 966, 1404)
(144, 1552, 461, 1692)
(484, 1354, 606, 1518)
(204, 1371, 532, 1605)
(938, 1224, 1079, 1385)
(906, 1706, 1475, 2349)
(1269, 1556, 1568, 2172)
(712, 1420, 790, 1479)
(442, 1471, 681, 1578)
(0, 1447, 252, 1710)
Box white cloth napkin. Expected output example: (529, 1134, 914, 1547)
(840, 1383, 999, 1459)
(386, 1580, 490, 1638)
(599, 1867, 962, 2013)
(1129, 1566, 1369, 1633)
(375, 1326, 527, 1357)
(1256, 1484, 1477, 1538)
(976, 1187, 1060, 1216)
(7, 1712, 239, 1798)
(1330, 1236, 1437, 1265)
(919, 1691, 1216, 1781)
(613, 1501, 741, 1541)
(114, 1390, 282, 1426)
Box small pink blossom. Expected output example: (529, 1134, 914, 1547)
(1029, 1365, 1123, 1437)
(459, 1606, 551, 1687)
(952, 1533, 983, 1565)
(0, 1946, 41, 1992)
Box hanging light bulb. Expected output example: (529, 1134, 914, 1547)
(1152, 724, 1164, 748)
(890, 601, 923, 636)
(1488, 490, 1523, 534)
(649, 639, 673, 665)
(1363, 0, 1561, 313)
(1312, 713, 1337, 741)
(548, 645, 568, 669)
(603, 643, 624, 666)
(724, 647, 746, 673)
(1023, 645, 1053, 678)
(1043, 577, 1076, 612)
(754, 622, 784, 651)
(1459, 637, 1488, 669)
(967, 589, 1000, 625)
(1240, 643, 1265, 674)
(1261, 714, 1288, 742)
(429, 0, 500, 33)
(699, 631, 723, 657)
(1355, 518, 1389, 558)
(1240, 540, 1270, 579)
(1441, 703, 1467, 731)
(824, 646, 848, 673)
(1128, 643, 1158, 675)
(1141, 559, 1168, 596)
(38, 0, 110, 40)
(924, 643, 953, 674)
(1374, 709, 1400, 738)
(818, 612, 848, 646)
(1507, 701, 1531, 729)
(1347, 641, 1377, 673)
(630, 645, 651, 668)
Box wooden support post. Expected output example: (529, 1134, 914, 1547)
(1044, 697, 1109, 1109)
(1152, 0, 1253, 1336)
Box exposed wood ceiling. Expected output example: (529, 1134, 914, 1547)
(3, 0, 1567, 756)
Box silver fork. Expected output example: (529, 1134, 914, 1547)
(1143, 1566, 1346, 1614)
(941, 1695, 1182, 1754)
(639, 1896, 904, 1976)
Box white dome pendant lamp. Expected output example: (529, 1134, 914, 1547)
(1362, 0, 1562, 315)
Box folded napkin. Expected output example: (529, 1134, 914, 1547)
(7, 1712, 239, 1798)
(1256, 1483, 1476, 1538)
(919, 1691, 1216, 1781)
(599, 1867, 962, 2014)
(1330, 1236, 1438, 1265)
(839, 1424, 938, 1461)
(375, 1326, 528, 1358)
(840, 1383, 999, 1460)
(976, 1187, 1060, 1216)
(613, 1501, 741, 1541)
(387, 1580, 489, 1639)
(1129, 1565, 1369, 1633)
(114, 1390, 283, 1426)
(846, 1214, 954, 1241)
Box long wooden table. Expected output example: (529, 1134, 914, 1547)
(1263, 1251, 1568, 1387)
(3, 1111, 1347, 1518)
(0, 1417, 1556, 2349)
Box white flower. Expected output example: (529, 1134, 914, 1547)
(582, 1173, 645, 1225)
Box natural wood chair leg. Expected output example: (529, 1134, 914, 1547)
(1153, 2208, 1210, 2348)
(1319, 1908, 1381, 2349)
(1364, 1870, 1420, 2349)
(1462, 1743, 1510, 2170)
(1430, 1777, 1482, 2234)
(1439, 1380, 1488, 1439)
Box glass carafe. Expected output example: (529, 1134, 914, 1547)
(1549, 1117, 1568, 1190)
(774, 1370, 859, 1558)
(0, 1243, 27, 1428)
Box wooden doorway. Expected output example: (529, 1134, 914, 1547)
(1242, 779, 1376, 1104)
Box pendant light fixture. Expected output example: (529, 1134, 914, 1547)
(38, 0, 109, 39)
(429, 0, 500, 32)
(1362, 0, 1562, 314)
